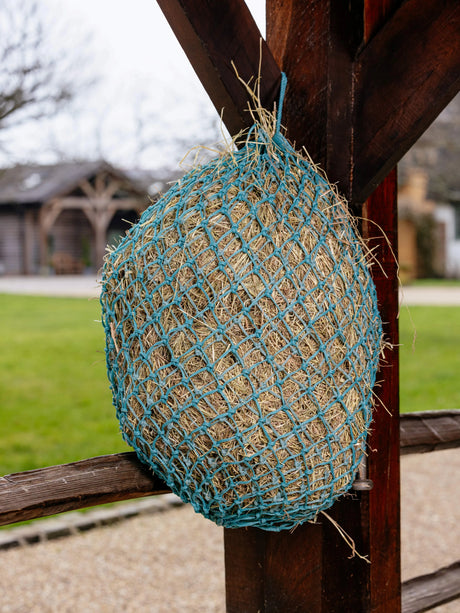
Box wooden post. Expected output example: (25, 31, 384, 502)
(23, 209, 35, 275)
(224, 2, 401, 611)
(39, 203, 61, 272)
(156, 0, 281, 137)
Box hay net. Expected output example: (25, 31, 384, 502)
(101, 74, 383, 531)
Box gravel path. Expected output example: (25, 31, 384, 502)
(1, 275, 460, 305)
(0, 275, 102, 298)
(1, 449, 458, 613)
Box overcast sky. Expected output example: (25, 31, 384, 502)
(3, 0, 265, 171)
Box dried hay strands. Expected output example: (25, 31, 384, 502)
(100, 74, 384, 531)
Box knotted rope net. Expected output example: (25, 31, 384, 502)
(101, 75, 383, 531)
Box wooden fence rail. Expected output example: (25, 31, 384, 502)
(0, 452, 170, 527)
(1, 410, 459, 613)
(400, 410, 460, 454)
(1, 410, 459, 527)
(401, 560, 460, 613)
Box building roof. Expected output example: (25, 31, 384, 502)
(0, 160, 178, 205)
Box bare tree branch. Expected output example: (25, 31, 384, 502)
(0, 0, 95, 134)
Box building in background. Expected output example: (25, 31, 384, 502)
(398, 169, 445, 283)
(398, 93, 460, 281)
(433, 191, 460, 278)
(0, 161, 174, 275)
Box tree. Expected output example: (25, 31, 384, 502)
(0, 0, 221, 171)
(0, 0, 94, 151)
(45, 77, 224, 172)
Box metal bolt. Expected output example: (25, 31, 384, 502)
(352, 451, 374, 491)
(352, 478, 374, 491)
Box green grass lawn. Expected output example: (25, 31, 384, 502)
(399, 305, 460, 413)
(411, 278, 460, 287)
(1, 295, 459, 475)
(0, 294, 126, 475)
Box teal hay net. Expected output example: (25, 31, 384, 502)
(101, 75, 383, 531)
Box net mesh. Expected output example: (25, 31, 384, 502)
(100, 81, 383, 530)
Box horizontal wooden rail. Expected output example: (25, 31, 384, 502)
(0, 452, 170, 526)
(401, 560, 460, 613)
(400, 410, 460, 455)
(1, 410, 459, 527)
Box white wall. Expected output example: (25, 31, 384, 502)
(434, 204, 460, 278)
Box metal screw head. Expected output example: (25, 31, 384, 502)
(352, 478, 374, 491)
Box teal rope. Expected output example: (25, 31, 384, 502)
(100, 83, 383, 531)
(276, 72, 287, 134)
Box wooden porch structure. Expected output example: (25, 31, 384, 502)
(0, 161, 153, 275)
(39, 167, 147, 272)
(1, 1, 459, 612)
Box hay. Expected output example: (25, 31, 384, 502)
(101, 79, 383, 530)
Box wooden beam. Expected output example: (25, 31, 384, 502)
(0, 411, 457, 527)
(94, 211, 114, 268)
(23, 209, 35, 275)
(0, 453, 169, 526)
(39, 202, 63, 270)
(219, 2, 403, 610)
(362, 168, 401, 613)
(400, 410, 460, 455)
(401, 560, 460, 613)
(80, 178, 97, 199)
(157, 0, 459, 205)
(225, 523, 324, 613)
(42, 195, 145, 268)
(223, 5, 369, 608)
(266, 0, 460, 204)
(224, 528, 266, 610)
(317, 170, 401, 613)
(156, 0, 281, 138)
(353, 0, 460, 202)
(51, 197, 144, 211)
(266, 0, 334, 167)
(266, 0, 364, 188)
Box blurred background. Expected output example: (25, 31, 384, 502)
(0, 0, 458, 279)
(0, 3, 459, 611)
(0, 0, 265, 276)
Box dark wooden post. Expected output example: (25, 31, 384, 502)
(225, 2, 401, 612)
